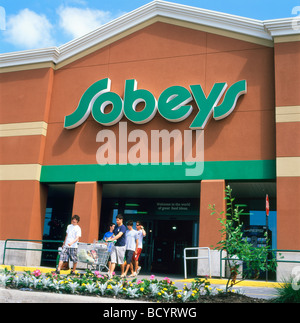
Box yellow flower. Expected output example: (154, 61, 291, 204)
(158, 292, 161, 296)
(140, 287, 144, 292)
(177, 294, 182, 298)
(82, 283, 86, 287)
(107, 284, 112, 289)
(163, 288, 167, 291)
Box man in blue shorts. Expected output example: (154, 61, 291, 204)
(106, 214, 126, 278)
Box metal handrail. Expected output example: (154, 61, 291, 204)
(219, 248, 300, 281)
(2, 238, 64, 265)
(184, 247, 211, 279)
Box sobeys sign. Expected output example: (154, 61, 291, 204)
(64, 78, 247, 130)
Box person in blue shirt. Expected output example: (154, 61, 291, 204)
(102, 223, 115, 271)
(106, 215, 126, 278)
(103, 223, 115, 241)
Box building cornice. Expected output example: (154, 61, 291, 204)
(0, 47, 60, 68)
(1, 0, 299, 70)
(264, 17, 299, 37)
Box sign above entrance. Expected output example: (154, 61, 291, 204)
(64, 78, 247, 130)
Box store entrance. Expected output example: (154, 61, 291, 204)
(100, 182, 200, 275)
(120, 216, 197, 276)
(151, 220, 195, 275)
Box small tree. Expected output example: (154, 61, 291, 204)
(209, 185, 277, 292)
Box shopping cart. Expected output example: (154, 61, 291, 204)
(78, 242, 113, 273)
(93, 241, 114, 272)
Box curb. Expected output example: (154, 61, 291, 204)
(0, 265, 70, 275)
(178, 278, 282, 288)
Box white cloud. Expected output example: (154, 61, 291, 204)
(57, 6, 115, 39)
(4, 9, 54, 49)
(2, 5, 126, 51)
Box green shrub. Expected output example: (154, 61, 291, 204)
(209, 185, 278, 292)
(272, 277, 300, 303)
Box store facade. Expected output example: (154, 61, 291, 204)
(1, 1, 299, 277)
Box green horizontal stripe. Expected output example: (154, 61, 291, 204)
(40, 160, 275, 182)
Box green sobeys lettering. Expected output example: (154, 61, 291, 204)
(158, 85, 193, 122)
(92, 90, 123, 126)
(213, 80, 247, 120)
(189, 83, 227, 129)
(64, 78, 111, 129)
(64, 78, 247, 130)
(123, 79, 157, 124)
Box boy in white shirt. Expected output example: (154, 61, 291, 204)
(56, 215, 82, 275)
(122, 220, 138, 278)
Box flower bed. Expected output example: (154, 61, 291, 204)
(0, 267, 264, 303)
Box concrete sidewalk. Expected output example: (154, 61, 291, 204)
(0, 288, 149, 303)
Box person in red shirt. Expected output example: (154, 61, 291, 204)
(131, 220, 146, 276)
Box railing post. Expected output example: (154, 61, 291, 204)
(220, 249, 222, 279)
(207, 248, 211, 278)
(183, 247, 211, 279)
(184, 248, 187, 279)
(2, 239, 8, 265)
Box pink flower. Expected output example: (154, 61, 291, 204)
(150, 275, 155, 280)
(163, 277, 171, 284)
(137, 280, 143, 285)
(33, 269, 41, 277)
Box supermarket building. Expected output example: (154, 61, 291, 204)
(1, 1, 299, 278)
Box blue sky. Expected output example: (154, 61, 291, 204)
(0, 0, 299, 53)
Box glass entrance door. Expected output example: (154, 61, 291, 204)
(151, 220, 195, 275)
